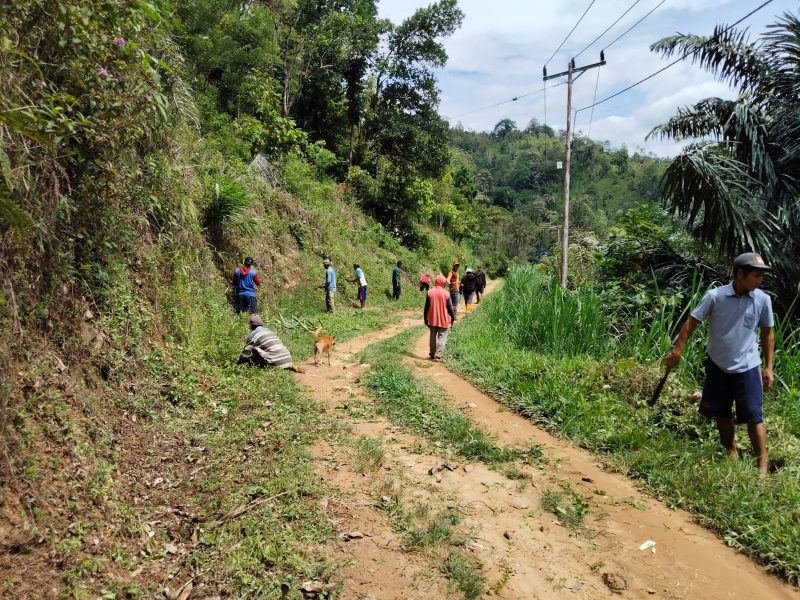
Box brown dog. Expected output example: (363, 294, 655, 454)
(313, 327, 336, 366)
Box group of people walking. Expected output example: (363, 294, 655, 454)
(233, 255, 487, 368)
(233, 251, 778, 475)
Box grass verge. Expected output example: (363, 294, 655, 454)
(445, 274, 800, 583)
(358, 328, 521, 465)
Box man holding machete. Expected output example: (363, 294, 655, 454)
(665, 253, 775, 474)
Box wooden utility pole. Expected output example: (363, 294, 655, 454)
(544, 53, 606, 288)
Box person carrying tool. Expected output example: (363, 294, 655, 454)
(665, 253, 775, 474)
(321, 259, 336, 313)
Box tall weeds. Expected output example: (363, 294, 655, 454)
(492, 267, 611, 356)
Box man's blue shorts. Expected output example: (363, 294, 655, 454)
(700, 357, 763, 424)
(450, 291, 460, 306)
(358, 285, 367, 301)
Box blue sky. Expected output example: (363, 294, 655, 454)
(378, 0, 796, 156)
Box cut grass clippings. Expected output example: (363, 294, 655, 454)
(445, 269, 800, 584)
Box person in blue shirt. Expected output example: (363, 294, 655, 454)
(665, 253, 775, 474)
(321, 259, 336, 313)
(232, 256, 261, 313)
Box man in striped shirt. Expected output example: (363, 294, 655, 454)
(238, 315, 304, 372)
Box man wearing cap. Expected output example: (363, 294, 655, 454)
(322, 259, 336, 313)
(233, 257, 261, 314)
(665, 253, 775, 474)
(238, 314, 304, 372)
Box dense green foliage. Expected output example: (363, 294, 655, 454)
(448, 122, 667, 264)
(649, 13, 800, 298)
(447, 266, 800, 582)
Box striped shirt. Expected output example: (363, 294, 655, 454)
(240, 326, 294, 369)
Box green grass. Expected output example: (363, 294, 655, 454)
(358, 328, 521, 464)
(540, 484, 590, 531)
(376, 477, 485, 599)
(445, 268, 800, 583)
(443, 551, 486, 600)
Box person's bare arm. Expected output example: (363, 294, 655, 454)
(761, 326, 775, 389)
(665, 316, 701, 369)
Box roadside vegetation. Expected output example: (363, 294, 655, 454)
(445, 265, 800, 583)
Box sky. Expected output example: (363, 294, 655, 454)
(377, 0, 795, 157)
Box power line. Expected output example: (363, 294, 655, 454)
(604, 0, 667, 51)
(453, 82, 566, 118)
(575, 0, 775, 114)
(573, 0, 643, 61)
(544, 0, 597, 67)
(587, 67, 601, 138)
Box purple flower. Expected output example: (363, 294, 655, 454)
(98, 68, 111, 78)
(145, 93, 153, 101)
(113, 37, 126, 47)
(33, 79, 46, 89)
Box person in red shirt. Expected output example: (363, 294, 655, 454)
(423, 274, 456, 360)
(419, 274, 431, 292)
(233, 256, 261, 313)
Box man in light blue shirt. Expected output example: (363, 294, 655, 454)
(322, 259, 336, 313)
(666, 253, 775, 474)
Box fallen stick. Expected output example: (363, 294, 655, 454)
(216, 491, 292, 523)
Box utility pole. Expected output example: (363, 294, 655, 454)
(543, 52, 605, 288)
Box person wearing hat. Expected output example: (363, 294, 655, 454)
(233, 256, 261, 314)
(321, 259, 336, 313)
(665, 252, 775, 474)
(238, 314, 304, 372)
(460, 267, 479, 314)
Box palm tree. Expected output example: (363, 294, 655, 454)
(647, 13, 800, 295)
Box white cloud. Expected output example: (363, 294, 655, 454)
(378, 0, 794, 156)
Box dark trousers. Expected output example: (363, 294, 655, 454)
(237, 295, 258, 314)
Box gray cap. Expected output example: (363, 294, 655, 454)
(249, 314, 264, 327)
(733, 252, 771, 270)
(323, 259, 331, 266)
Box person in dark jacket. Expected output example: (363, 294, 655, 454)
(233, 256, 261, 313)
(460, 268, 479, 313)
(475, 267, 486, 303)
(392, 261, 403, 300)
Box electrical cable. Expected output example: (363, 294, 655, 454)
(603, 0, 667, 51)
(544, 0, 597, 67)
(575, 0, 775, 114)
(453, 82, 566, 118)
(573, 0, 642, 60)
(587, 67, 601, 138)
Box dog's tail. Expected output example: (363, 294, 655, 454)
(313, 326, 322, 336)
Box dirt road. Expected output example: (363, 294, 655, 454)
(296, 294, 798, 599)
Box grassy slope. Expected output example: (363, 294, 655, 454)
(444, 275, 800, 584)
(0, 122, 473, 599)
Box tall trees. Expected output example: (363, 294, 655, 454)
(648, 12, 800, 286)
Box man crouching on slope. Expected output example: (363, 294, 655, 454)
(238, 314, 305, 373)
(665, 253, 775, 474)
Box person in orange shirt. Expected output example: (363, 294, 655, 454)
(424, 274, 457, 360)
(446, 262, 461, 313)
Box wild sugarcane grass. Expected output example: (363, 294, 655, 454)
(445, 266, 800, 583)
